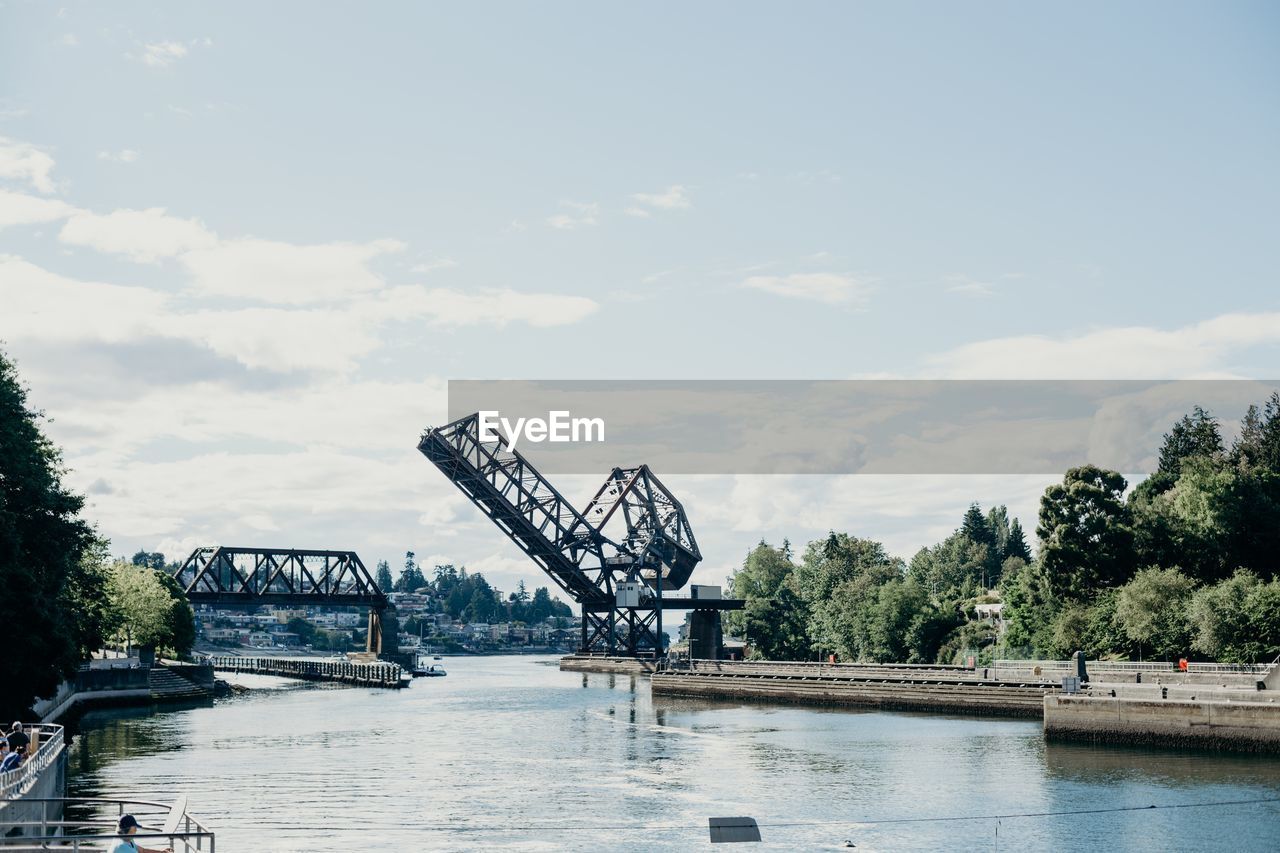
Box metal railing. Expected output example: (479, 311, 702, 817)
(202, 654, 403, 687)
(0, 797, 214, 851)
(994, 659, 1276, 675)
(0, 724, 63, 800)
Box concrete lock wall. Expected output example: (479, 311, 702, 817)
(1044, 695, 1280, 753)
(0, 743, 67, 840)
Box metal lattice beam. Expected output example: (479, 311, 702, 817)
(418, 413, 710, 657)
(175, 547, 388, 608)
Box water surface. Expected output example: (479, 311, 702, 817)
(67, 656, 1280, 851)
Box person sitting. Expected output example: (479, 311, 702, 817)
(0, 744, 24, 772)
(108, 814, 172, 853)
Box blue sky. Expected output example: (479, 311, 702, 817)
(2, 2, 1278, 595)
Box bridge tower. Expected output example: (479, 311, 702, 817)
(417, 412, 740, 657)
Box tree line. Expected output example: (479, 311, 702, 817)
(727, 396, 1280, 666)
(375, 552, 574, 627)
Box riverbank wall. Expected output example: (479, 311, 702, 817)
(650, 667, 1051, 716)
(1044, 694, 1280, 753)
(33, 662, 215, 723)
(559, 656, 660, 674)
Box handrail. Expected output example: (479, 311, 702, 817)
(0, 723, 64, 800)
(0, 796, 214, 852)
(993, 659, 1275, 675)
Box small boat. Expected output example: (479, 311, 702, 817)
(433, 655, 443, 660)
(410, 662, 448, 677)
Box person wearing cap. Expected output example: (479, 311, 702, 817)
(108, 815, 172, 853)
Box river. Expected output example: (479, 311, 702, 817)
(66, 655, 1280, 851)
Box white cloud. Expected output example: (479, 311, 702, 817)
(740, 272, 873, 307)
(631, 184, 690, 211)
(59, 207, 217, 262)
(138, 41, 189, 68)
(0, 137, 57, 193)
(97, 149, 140, 163)
(180, 237, 405, 303)
(59, 33, 79, 47)
(371, 286, 599, 328)
(623, 206, 650, 218)
(0, 255, 168, 343)
(546, 200, 598, 230)
(0, 190, 79, 228)
(410, 257, 458, 274)
(946, 276, 995, 298)
(928, 311, 1280, 379)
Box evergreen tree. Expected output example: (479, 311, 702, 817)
(374, 560, 394, 593)
(1157, 405, 1223, 475)
(1005, 518, 1032, 562)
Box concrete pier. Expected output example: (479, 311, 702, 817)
(1044, 694, 1280, 753)
(206, 655, 404, 688)
(559, 655, 660, 674)
(651, 667, 1052, 717)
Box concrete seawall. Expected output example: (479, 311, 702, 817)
(1044, 695, 1280, 753)
(559, 656, 659, 674)
(651, 670, 1050, 717)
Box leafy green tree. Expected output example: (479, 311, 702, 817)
(724, 542, 810, 660)
(908, 534, 986, 599)
(374, 560, 394, 593)
(130, 550, 167, 571)
(1037, 465, 1136, 600)
(794, 533, 904, 661)
(1188, 570, 1280, 663)
(107, 561, 195, 658)
(998, 558, 1056, 656)
(1114, 567, 1196, 660)
(0, 348, 106, 718)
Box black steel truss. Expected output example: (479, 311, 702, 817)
(417, 412, 707, 657)
(175, 546, 388, 608)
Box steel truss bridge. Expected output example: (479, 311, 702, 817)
(418, 412, 740, 658)
(174, 547, 391, 654)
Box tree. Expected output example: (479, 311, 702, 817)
(0, 348, 105, 718)
(107, 561, 195, 659)
(998, 558, 1056, 656)
(1157, 406, 1223, 476)
(395, 551, 427, 593)
(1114, 567, 1195, 660)
(1037, 465, 1136, 600)
(1188, 570, 1280, 663)
(794, 533, 904, 661)
(724, 542, 810, 660)
(1005, 519, 1032, 563)
(131, 550, 167, 571)
(374, 560, 394, 594)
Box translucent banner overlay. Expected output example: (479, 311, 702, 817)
(445, 380, 1280, 475)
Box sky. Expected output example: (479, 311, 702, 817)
(1, 2, 1278, 600)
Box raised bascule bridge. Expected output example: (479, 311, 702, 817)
(418, 412, 742, 664)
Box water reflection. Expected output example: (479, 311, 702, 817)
(64, 656, 1280, 852)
